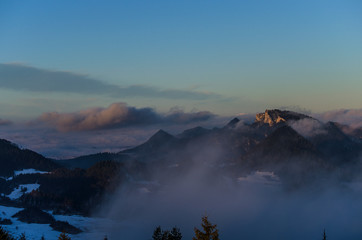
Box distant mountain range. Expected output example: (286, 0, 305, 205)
(60, 109, 362, 174)
(1, 109, 362, 216)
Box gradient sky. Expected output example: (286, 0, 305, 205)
(1, 0, 362, 120)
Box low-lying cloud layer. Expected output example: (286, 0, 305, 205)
(94, 139, 362, 240)
(289, 118, 327, 138)
(39, 102, 215, 132)
(0, 63, 220, 100)
(317, 109, 362, 129)
(0, 118, 12, 126)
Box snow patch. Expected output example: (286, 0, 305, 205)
(7, 184, 40, 200)
(0, 205, 123, 240)
(1, 169, 49, 181)
(14, 169, 49, 176)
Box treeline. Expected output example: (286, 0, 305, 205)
(0, 227, 75, 240)
(0, 139, 60, 177)
(0, 216, 329, 240)
(2, 160, 126, 215)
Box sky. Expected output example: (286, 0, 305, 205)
(1, 0, 362, 157)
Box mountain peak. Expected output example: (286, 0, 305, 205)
(178, 126, 210, 139)
(147, 129, 175, 144)
(226, 117, 240, 128)
(255, 109, 310, 126)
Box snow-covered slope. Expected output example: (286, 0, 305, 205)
(6, 184, 40, 200)
(0, 205, 120, 240)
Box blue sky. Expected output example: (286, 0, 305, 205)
(1, 0, 362, 119)
(1, 0, 361, 120)
(1, 1, 362, 157)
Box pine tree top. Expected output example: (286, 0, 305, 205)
(193, 216, 219, 240)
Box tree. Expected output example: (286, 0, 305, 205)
(152, 226, 163, 240)
(18, 233, 26, 240)
(323, 229, 327, 240)
(152, 226, 182, 240)
(193, 216, 219, 240)
(57, 232, 71, 240)
(162, 230, 170, 240)
(169, 227, 182, 240)
(0, 226, 15, 240)
(40, 235, 45, 240)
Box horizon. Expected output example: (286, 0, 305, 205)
(1, 1, 362, 158)
(2, 2, 362, 239)
(0, 107, 361, 159)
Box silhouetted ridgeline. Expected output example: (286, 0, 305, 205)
(0, 139, 60, 177)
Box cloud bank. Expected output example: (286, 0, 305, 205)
(289, 118, 327, 138)
(316, 109, 362, 129)
(39, 102, 215, 132)
(0, 118, 12, 126)
(0, 63, 220, 100)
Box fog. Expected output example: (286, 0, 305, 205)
(92, 143, 362, 240)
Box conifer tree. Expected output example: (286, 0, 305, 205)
(18, 233, 26, 240)
(0, 226, 15, 240)
(169, 227, 182, 240)
(323, 229, 327, 240)
(152, 226, 182, 240)
(57, 232, 71, 240)
(162, 230, 170, 240)
(152, 226, 163, 240)
(193, 216, 219, 240)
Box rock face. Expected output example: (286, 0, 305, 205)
(255, 109, 310, 126)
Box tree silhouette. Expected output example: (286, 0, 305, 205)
(152, 226, 182, 240)
(18, 233, 26, 240)
(323, 229, 327, 240)
(57, 232, 71, 240)
(0, 226, 15, 240)
(152, 226, 163, 240)
(193, 216, 219, 240)
(169, 227, 182, 240)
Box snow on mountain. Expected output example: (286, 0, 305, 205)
(14, 169, 49, 176)
(2, 168, 49, 181)
(0, 205, 121, 240)
(7, 184, 40, 200)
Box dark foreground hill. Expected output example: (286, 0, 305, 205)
(0, 139, 60, 177)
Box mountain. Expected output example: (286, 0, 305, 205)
(225, 117, 240, 129)
(0, 139, 60, 177)
(177, 126, 211, 139)
(58, 152, 130, 169)
(123, 129, 177, 154)
(309, 121, 361, 165)
(59, 109, 362, 183)
(254, 109, 310, 126)
(2, 108, 361, 217)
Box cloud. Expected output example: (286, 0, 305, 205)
(316, 109, 362, 129)
(0, 63, 220, 100)
(289, 118, 327, 138)
(165, 107, 216, 124)
(38, 102, 215, 132)
(0, 118, 12, 126)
